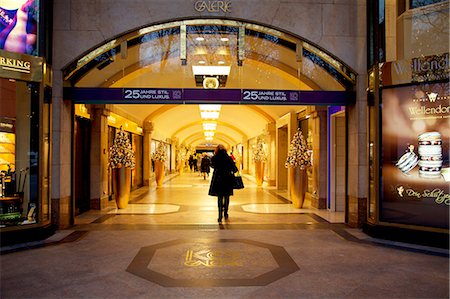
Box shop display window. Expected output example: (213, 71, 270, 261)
(0, 78, 42, 227)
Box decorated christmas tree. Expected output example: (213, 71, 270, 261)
(153, 142, 167, 161)
(252, 136, 267, 162)
(109, 127, 135, 169)
(285, 129, 311, 169)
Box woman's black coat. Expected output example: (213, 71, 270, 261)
(208, 150, 238, 196)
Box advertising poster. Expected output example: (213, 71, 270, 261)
(381, 82, 449, 228)
(0, 0, 38, 55)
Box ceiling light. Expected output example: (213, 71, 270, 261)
(204, 131, 215, 137)
(203, 122, 217, 131)
(199, 104, 221, 119)
(218, 61, 225, 65)
(205, 137, 213, 141)
(192, 65, 231, 76)
(201, 111, 220, 119)
(198, 60, 206, 64)
(196, 37, 205, 41)
(220, 37, 229, 42)
(199, 104, 221, 111)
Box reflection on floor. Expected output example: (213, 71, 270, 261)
(109, 204, 180, 214)
(77, 172, 345, 225)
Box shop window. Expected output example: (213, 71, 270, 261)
(0, 78, 42, 227)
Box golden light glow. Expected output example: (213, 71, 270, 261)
(199, 104, 221, 120)
(200, 111, 220, 119)
(202, 122, 217, 131)
(204, 131, 215, 137)
(205, 137, 213, 141)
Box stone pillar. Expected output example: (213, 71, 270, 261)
(242, 138, 249, 174)
(347, 76, 368, 227)
(51, 70, 72, 229)
(90, 105, 110, 210)
(310, 107, 327, 209)
(143, 121, 154, 185)
(266, 123, 276, 186)
(276, 112, 297, 190)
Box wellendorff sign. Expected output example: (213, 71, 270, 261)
(194, 0, 231, 12)
(0, 49, 42, 82)
(412, 53, 448, 82)
(382, 52, 449, 86)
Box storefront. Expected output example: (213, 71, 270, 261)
(366, 0, 449, 246)
(0, 0, 53, 245)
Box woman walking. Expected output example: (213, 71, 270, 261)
(209, 144, 238, 223)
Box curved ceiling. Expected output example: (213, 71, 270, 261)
(68, 19, 354, 148)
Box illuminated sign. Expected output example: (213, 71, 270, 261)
(0, 56, 31, 73)
(0, 0, 39, 56)
(0, 49, 42, 81)
(381, 82, 450, 228)
(382, 52, 449, 86)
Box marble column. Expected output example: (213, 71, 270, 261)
(266, 123, 276, 186)
(310, 107, 327, 209)
(51, 70, 72, 229)
(143, 121, 154, 186)
(89, 105, 110, 210)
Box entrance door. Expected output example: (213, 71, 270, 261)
(329, 112, 346, 211)
(74, 117, 91, 215)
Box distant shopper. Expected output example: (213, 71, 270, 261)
(200, 153, 211, 180)
(188, 155, 194, 172)
(193, 155, 198, 172)
(209, 144, 238, 223)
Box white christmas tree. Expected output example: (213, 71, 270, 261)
(285, 129, 311, 169)
(109, 127, 135, 169)
(252, 136, 267, 162)
(153, 142, 167, 161)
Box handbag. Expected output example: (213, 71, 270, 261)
(233, 173, 244, 189)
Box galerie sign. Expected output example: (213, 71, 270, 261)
(194, 1, 231, 12)
(381, 82, 449, 228)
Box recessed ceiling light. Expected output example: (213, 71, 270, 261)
(196, 37, 205, 41)
(198, 60, 206, 64)
(220, 37, 229, 42)
(218, 61, 225, 65)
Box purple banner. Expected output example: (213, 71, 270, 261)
(64, 88, 354, 106)
(123, 88, 183, 102)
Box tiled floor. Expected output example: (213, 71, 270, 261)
(1, 172, 449, 298)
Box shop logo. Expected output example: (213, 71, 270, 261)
(397, 186, 404, 197)
(427, 92, 438, 102)
(412, 53, 449, 82)
(194, 0, 231, 13)
(0, 56, 31, 73)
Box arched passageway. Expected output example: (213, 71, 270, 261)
(63, 18, 355, 221)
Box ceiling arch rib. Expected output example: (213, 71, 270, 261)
(183, 131, 237, 146)
(188, 137, 231, 149)
(171, 120, 247, 141)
